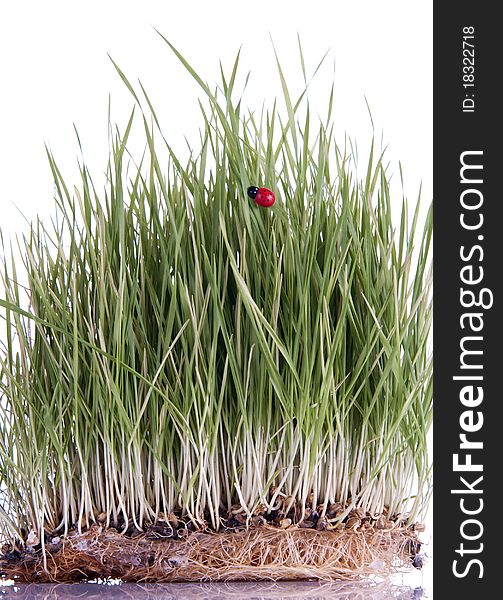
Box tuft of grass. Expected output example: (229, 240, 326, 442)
(0, 38, 432, 545)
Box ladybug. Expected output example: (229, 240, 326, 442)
(247, 186, 275, 208)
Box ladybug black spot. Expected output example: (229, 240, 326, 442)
(247, 186, 259, 199)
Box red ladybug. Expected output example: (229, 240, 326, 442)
(247, 186, 275, 208)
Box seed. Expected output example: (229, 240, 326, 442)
(253, 503, 267, 516)
(345, 516, 361, 530)
(167, 512, 179, 527)
(299, 520, 315, 528)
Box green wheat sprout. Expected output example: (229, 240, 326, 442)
(0, 37, 432, 550)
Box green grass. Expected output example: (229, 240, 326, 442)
(0, 38, 432, 546)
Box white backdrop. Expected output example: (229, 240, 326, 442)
(0, 0, 432, 593)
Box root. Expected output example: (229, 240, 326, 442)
(1, 522, 422, 583)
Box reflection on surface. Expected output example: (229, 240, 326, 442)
(0, 581, 424, 599)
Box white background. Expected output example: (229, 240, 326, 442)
(0, 0, 432, 594)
